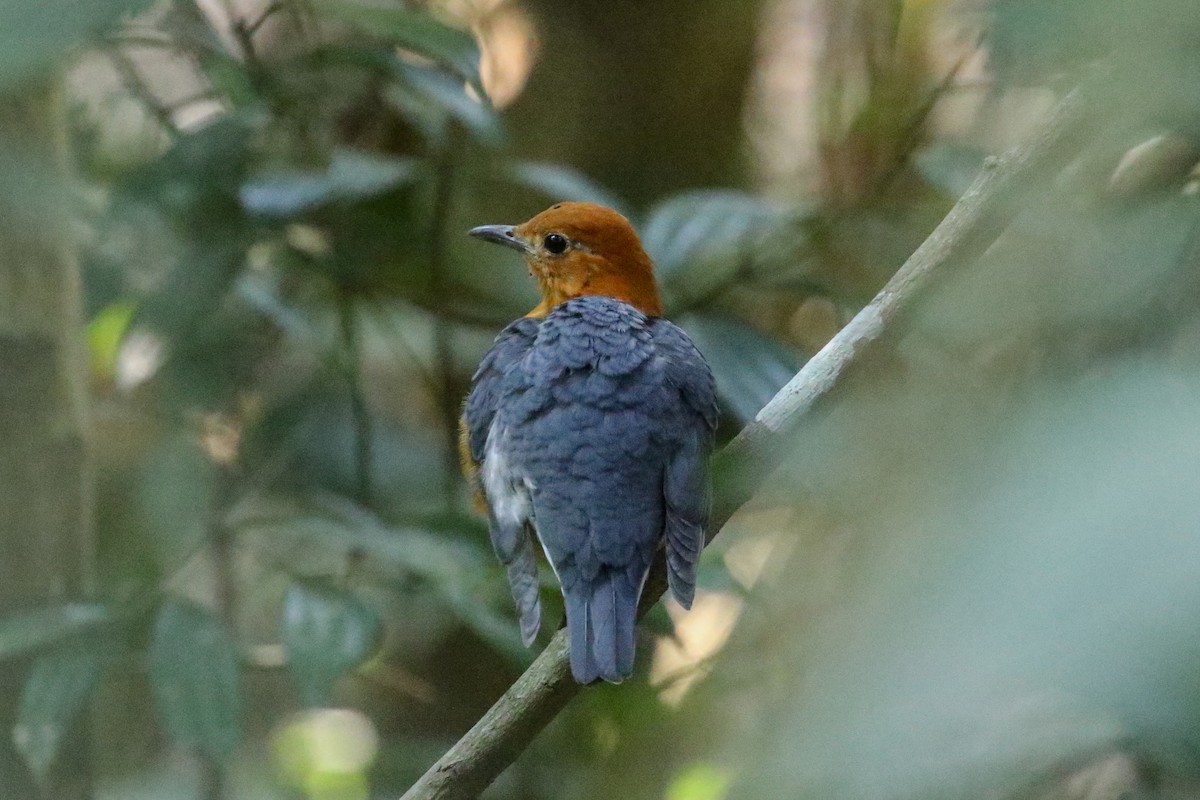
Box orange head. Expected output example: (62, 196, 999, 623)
(469, 202, 663, 318)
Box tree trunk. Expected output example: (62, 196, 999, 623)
(0, 81, 95, 799)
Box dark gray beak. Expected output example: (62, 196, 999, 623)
(468, 224, 531, 254)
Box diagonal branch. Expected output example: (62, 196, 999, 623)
(399, 85, 1090, 800)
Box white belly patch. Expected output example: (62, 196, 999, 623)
(482, 423, 533, 527)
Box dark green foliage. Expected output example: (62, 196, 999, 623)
(149, 600, 242, 762)
(9, 0, 1200, 797)
(282, 580, 382, 707)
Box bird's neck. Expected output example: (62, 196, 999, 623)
(527, 258, 663, 318)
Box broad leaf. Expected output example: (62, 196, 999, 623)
(641, 191, 789, 308)
(149, 600, 241, 762)
(0, 0, 155, 91)
(282, 580, 381, 707)
(0, 604, 110, 662)
(233, 494, 528, 660)
(386, 64, 503, 148)
(13, 638, 112, 783)
(241, 150, 419, 217)
(682, 313, 804, 424)
(505, 162, 628, 214)
(312, 0, 482, 90)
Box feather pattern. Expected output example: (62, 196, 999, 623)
(464, 296, 716, 683)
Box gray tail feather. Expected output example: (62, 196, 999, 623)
(566, 570, 638, 683)
(506, 543, 542, 646)
(665, 517, 704, 610)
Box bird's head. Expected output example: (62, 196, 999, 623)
(469, 202, 663, 318)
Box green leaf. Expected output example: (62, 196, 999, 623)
(233, 495, 529, 660)
(504, 162, 628, 214)
(87, 300, 135, 381)
(149, 600, 241, 762)
(386, 64, 504, 148)
(0, 0, 155, 91)
(241, 149, 419, 217)
(312, 0, 482, 90)
(667, 763, 734, 800)
(641, 191, 789, 307)
(0, 604, 111, 662)
(282, 580, 381, 707)
(681, 314, 803, 424)
(13, 638, 112, 783)
(199, 52, 259, 109)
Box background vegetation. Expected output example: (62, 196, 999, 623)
(2, 0, 1200, 798)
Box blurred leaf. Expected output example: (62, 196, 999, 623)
(87, 300, 135, 381)
(119, 115, 253, 215)
(505, 162, 628, 214)
(386, 64, 503, 148)
(0, 604, 111, 662)
(135, 434, 214, 572)
(312, 0, 482, 90)
(199, 51, 259, 109)
(666, 763, 734, 800)
(641, 191, 790, 309)
(241, 149, 419, 217)
(681, 314, 804, 424)
(915, 143, 986, 198)
(273, 708, 378, 797)
(233, 494, 528, 660)
(0, 0, 155, 91)
(149, 599, 241, 762)
(282, 580, 382, 707)
(727, 361, 1200, 799)
(13, 637, 112, 783)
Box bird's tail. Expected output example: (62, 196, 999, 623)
(565, 569, 639, 683)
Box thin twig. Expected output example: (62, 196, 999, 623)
(245, 1, 287, 36)
(397, 84, 1090, 800)
(107, 46, 181, 136)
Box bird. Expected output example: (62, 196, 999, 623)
(460, 201, 718, 684)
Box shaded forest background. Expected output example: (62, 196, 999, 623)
(2, 0, 1200, 798)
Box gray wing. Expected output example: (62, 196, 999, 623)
(464, 317, 543, 645)
(464, 317, 539, 466)
(652, 318, 718, 609)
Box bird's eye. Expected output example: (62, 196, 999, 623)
(543, 233, 568, 254)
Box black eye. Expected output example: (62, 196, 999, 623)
(543, 233, 568, 254)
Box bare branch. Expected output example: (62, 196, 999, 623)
(399, 85, 1090, 800)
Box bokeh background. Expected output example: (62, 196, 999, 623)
(3, 0, 1200, 798)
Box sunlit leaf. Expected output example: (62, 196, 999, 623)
(0, 605, 111, 663)
(149, 599, 241, 762)
(273, 708, 378, 798)
(312, 0, 482, 90)
(87, 300, 135, 381)
(505, 162, 628, 214)
(282, 580, 382, 707)
(681, 314, 803, 424)
(667, 763, 734, 800)
(241, 149, 419, 217)
(13, 638, 112, 783)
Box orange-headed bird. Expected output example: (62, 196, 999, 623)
(461, 202, 717, 683)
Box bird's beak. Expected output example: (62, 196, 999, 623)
(468, 224, 532, 254)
